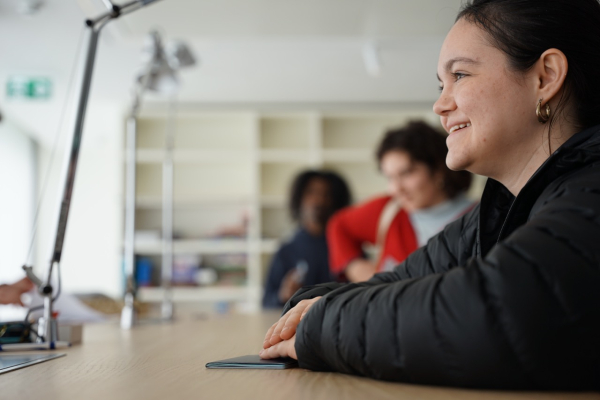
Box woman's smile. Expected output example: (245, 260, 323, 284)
(448, 122, 471, 134)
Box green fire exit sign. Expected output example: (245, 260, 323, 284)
(6, 76, 52, 99)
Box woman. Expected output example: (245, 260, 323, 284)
(259, 0, 600, 390)
(327, 121, 474, 282)
(262, 170, 351, 308)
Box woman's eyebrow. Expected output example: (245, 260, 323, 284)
(437, 57, 480, 82)
(445, 57, 480, 72)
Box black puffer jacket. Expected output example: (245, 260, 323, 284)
(284, 125, 600, 390)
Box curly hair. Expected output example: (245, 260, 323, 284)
(289, 170, 352, 221)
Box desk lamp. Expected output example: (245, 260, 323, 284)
(121, 31, 196, 329)
(1, 0, 163, 351)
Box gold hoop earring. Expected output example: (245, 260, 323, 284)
(536, 99, 551, 124)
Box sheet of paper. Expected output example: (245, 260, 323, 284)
(0, 290, 106, 323)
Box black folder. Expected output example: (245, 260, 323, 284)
(206, 355, 298, 369)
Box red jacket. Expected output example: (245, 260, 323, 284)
(327, 196, 418, 277)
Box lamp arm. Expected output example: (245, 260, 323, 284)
(23, 0, 163, 346)
(45, 1, 162, 288)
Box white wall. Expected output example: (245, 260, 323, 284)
(0, 120, 36, 283)
(35, 104, 125, 298)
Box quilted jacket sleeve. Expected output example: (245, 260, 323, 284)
(282, 205, 480, 313)
(293, 168, 600, 390)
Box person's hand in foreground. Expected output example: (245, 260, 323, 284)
(259, 334, 297, 360)
(0, 277, 35, 306)
(262, 296, 322, 349)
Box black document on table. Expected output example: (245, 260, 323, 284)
(206, 354, 298, 369)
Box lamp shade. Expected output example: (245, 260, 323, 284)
(166, 41, 196, 69)
(137, 31, 196, 94)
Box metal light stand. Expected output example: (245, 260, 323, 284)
(122, 98, 176, 328)
(120, 101, 142, 330)
(0, 0, 162, 352)
(120, 53, 157, 329)
(120, 33, 190, 329)
(160, 96, 176, 321)
(120, 96, 176, 330)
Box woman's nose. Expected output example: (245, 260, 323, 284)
(433, 90, 456, 116)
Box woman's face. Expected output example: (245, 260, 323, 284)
(433, 19, 541, 179)
(380, 150, 447, 212)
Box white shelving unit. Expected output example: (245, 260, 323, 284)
(128, 108, 485, 312)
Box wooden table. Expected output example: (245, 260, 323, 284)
(1, 312, 598, 400)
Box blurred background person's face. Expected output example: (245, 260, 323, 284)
(380, 151, 447, 212)
(299, 177, 334, 232)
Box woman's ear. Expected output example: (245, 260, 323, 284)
(535, 48, 569, 104)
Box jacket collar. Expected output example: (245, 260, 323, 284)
(478, 124, 600, 257)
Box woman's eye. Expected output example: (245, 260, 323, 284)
(453, 72, 467, 82)
(438, 85, 444, 93)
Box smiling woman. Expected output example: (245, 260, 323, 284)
(434, 19, 574, 193)
(258, 0, 600, 391)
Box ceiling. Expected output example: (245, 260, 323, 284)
(0, 0, 464, 145)
(115, 0, 460, 38)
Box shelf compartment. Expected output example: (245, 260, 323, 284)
(137, 286, 249, 302)
(136, 149, 252, 164)
(259, 116, 312, 150)
(260, 238, 280, 254)
(260, 195, 286, 207)
(135, 163, 252, 200)
(135, 205, 249, 239)
(261, 207, 294, 240)
(260, 162, 308, 198)
(322, 149, 373, 163)
(136, 114, 254, 150)
(259, 149, 310, 163)
(134, 239, 250, 255)
(135, 195, 252, 209)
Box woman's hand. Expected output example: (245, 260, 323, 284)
(259, 334, 297, 360)
(263, 296, 322, 349)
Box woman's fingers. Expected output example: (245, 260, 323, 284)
(262, 322, 279, 349)
(278, 305, 304, 340)
(263, 305, 297, 348)
(259, 334, 297, 360)
(268, 308, 296, 346)
(262, 297, 323, 349)
(259, 341, 286, 359)
(269, 297, 322, 343)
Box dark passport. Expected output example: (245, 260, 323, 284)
(206, 354, 298, 369)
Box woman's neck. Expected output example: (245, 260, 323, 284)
(497, 122, 578, 196)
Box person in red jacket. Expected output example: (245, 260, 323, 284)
(327, 121, 475, 282)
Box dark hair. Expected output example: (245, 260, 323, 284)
(289, 170, 352, 221)
(457, 0, 600, 131)
(376, 120, 472, 199)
